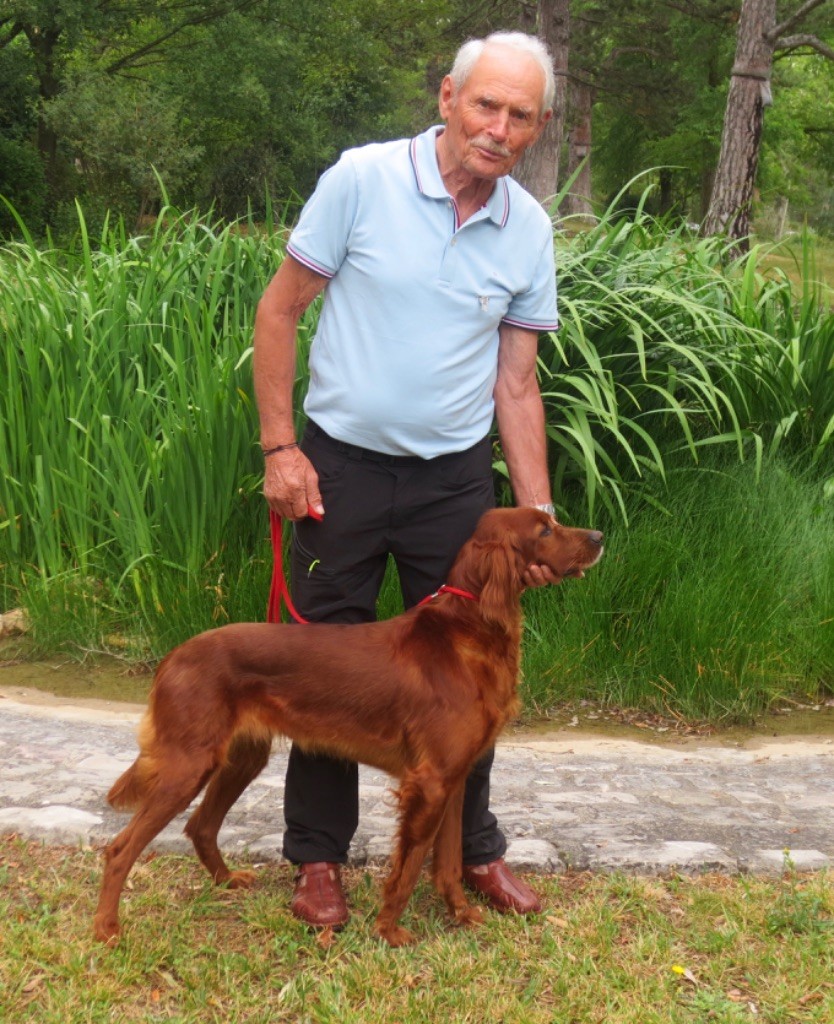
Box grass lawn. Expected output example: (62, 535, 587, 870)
(1, 836, 832, 1023)
(757, 232, 834, 294)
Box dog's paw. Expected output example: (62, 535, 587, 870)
(225, 869, 257, 890)
(374, 922, 416, 947)
(452, 903, 484, 929)
(93, 916, 121, 946)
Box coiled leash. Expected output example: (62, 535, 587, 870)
(267, 508, 476, 625)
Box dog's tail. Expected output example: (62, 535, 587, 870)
(107, 712, 157, 811)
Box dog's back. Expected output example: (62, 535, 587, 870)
(118, 613, 506, 782)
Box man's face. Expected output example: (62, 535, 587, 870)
(438, 45, 551, 182)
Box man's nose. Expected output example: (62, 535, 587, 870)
(486, 111, 510, 141)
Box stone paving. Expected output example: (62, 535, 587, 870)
(1, 689, 833, 876)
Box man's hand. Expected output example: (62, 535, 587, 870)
(263, 448, 324, 521)
(522, 563, 557, 588)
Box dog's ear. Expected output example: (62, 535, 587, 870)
(477, 538, 523, 625)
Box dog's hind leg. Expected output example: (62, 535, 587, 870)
(184, 730, 272, 888)
(374, 764, 450, 947)
(431, 781, 483, 929)
(93, 756, 215, 944)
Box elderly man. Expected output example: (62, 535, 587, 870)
(253, 31, 558, 929)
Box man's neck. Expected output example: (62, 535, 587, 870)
(435, 130, 496, 224)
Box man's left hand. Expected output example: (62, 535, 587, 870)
(522, 563, 557, 588)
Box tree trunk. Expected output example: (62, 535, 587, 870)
(701, 0, 776, 248)
(775, 194, 789, 237)
(659, 168, 674, 216)
(24, 25, 64, 191)
(562, 78, 594, 219)
(513, 0, 570, 205)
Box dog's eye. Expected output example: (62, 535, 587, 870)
(540, 526, 552, 537)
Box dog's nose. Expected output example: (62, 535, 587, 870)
(589, 531, 604, 546)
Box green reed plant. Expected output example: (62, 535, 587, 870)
(725, 231, 834, 466)
(543, 196, 834, 523)
(0, 203, 285, 639)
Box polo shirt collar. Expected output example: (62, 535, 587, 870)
(409, 125, 511, 228)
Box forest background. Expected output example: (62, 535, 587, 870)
(3, 0, 834, 239)
(2, 0, 834, 723)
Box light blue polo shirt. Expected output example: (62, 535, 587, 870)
(287, 125, 559, 458)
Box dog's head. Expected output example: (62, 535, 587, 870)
(450, 507, 604, 624)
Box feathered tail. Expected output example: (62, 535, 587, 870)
(107, 712, 157, 811)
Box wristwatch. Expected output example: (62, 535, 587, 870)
(533, 503, 555, 516)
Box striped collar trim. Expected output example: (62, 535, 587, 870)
(409, 126, 511, 228)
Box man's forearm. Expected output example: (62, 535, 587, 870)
(252, 257, 330, 519)
(253, 305, 300, 449)
(494, 323, 552, 508)
(495, 386, 552, 508)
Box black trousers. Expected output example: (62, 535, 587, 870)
(281, 419, 506, 866)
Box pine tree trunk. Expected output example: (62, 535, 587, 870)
(701, 0, 776, 248)
(563, 78, 594, 219)
(514, 0, 570, 204)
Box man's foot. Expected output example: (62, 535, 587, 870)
(290, 862, 349, 928)
(462, 858, 542, 914)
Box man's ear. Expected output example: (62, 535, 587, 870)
(530, 107, 552, 145)
(438, 75, 455, 120)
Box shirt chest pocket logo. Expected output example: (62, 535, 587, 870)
(477, 280, 513, 317)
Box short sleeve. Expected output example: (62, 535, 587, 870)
(286, 152, 360, 279)
(502, 231, 559, 331)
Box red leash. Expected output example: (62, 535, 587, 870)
(267, 507, 322, 625)
(267, 510, 477, 624)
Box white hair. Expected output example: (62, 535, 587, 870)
(449, 32, 555, 116)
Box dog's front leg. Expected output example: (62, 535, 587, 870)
(374, 764, 449, 946)
(431, 781, 483, 929)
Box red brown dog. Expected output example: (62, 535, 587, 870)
(94, 506, 603, 946)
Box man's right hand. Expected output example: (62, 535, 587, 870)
(263, 447, 324, 521)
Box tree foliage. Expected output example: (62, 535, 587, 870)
(1, 0, 834, 238)
(585, 1, 737, 219)
(0, 0, 444, 230)
(761, 49, 834, 230)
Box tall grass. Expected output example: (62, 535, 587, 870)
(1, 198, 832, 714)
(521, 452, 834, 721)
